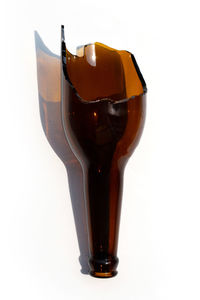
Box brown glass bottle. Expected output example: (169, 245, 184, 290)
(61, 26, 147, 277)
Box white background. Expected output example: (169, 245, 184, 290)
(1, 0, 200, 299)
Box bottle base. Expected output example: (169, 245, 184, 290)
(89, 255, 119, 278)
(90, 270, 118, 278)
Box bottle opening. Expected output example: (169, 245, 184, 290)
(61, 26, 147, 102)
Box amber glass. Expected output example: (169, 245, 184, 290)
(61, 26, 147, 278)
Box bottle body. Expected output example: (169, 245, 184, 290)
(62, 79, 146, 277)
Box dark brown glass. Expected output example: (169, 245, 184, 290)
(61, 26, 147, 278)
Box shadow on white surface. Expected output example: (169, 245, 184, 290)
(34, 31, 90, 274)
